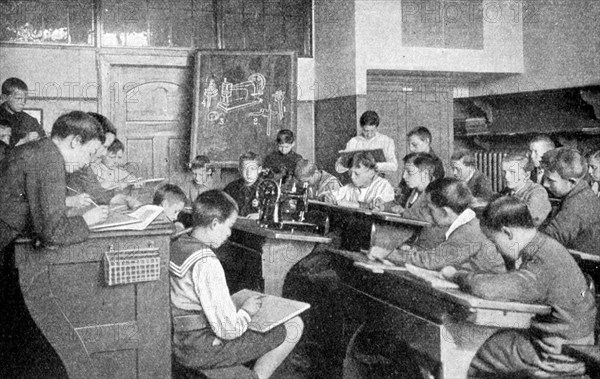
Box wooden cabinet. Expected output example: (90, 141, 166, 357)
(14, 221, 173, 379)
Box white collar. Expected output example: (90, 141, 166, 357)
(445, 208, 476, 240)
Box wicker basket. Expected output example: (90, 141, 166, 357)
(103, 247, 160, 286)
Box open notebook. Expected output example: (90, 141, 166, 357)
(231, 289, 310, 333)
(405, 264, 459, 289)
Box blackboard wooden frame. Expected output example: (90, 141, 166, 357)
(190, 50, 297, 166)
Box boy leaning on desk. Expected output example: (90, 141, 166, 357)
(442, 196, 596, 378)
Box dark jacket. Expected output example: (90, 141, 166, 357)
(66, 165, 116, 204)
(541, 179, 600, 256)
(0, 103, 46, 147)
(456, 232, 596, 365)
(0, 138, 89, 251)
(263, 150, 303, 176)
(223, 178, 260, 217)
(467, 169, 494, 200)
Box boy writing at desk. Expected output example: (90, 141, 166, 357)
(325, 151, 394, 210)
(0, 111, 108, 377)
(443, 196, 596, 378)
(370, 177, 505, 273)
(170, 190, 303, 378)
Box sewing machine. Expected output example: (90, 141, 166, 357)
(256, 177, 328, 234)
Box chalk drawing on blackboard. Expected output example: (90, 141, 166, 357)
(217, 73, 266, 113)
(202, 78, 219, 108)
(272, 90, 286, 122)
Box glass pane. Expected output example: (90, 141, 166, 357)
(0, 1, 93, 45)
(102, 0, 148, 47)
(193, 0, 217, 49)
(222, 0, 245, 49)
(148, 0, 193, 47)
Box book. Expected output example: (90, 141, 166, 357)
(89, 212, 141, 231)
(337, 149, 386, 170)
(231, 289, 310, 333)
(105, 177, 166, 190)
(102, 204, 163, 230)
(404, 264, 459, 289)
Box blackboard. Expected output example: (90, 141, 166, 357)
(190, 50, 297, 165)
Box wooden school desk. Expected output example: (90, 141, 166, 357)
(329, 249, 551, 379)
(227, 218, 332, 296)
(14, 220, 173, 379)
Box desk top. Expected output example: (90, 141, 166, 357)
(309, 200, 431, 227)
(328, 247, 551, 316)
(233, 218, 332, 243)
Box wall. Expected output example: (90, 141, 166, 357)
(0, 46, 316, 160)
(468, 0, 600, 96)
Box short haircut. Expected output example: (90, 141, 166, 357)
(407, 126, 432, 143)
(153, 184, 187, 206)
(540, 147, 587, 180)
(451, 149, 477, 167)
(276, 129, 295, 144)
(587, 149, 600, 162)
(50, 111, 103, 144)
(107, 138, 125, 154)
(480, 196, 534, 232)
(295, 159, 317, 180)
(349, 151, 377, 170)
(2, 77, 28, 95)
(238, 151, 262, 170)
(426, 177, 473, 214)
(503, 153, 534, 173)
(190, 155, 210, 170)
(192, 189, 239, 228)
(87, 112, 117, 137)
(529, 134, 555, 150)
(403, 152, 436, 177)
(359, 111, 379, 127)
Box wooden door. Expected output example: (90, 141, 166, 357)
(100, 53, 193, 202)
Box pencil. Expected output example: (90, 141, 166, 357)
(66, 186, 99, 207)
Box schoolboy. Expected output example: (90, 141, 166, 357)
(0, 110, 108, 253)
(336, 110, 398, 174)
(499, 153, 551, 226)
(370, 178, 505, 273)
(389, 152, 436, 216)
(529, 134, 556, 184)
(0, 77, 46, 147)
(451, 149, 494, 201)
(0, 111, 109, 377)
(96, 138, 137, 190)
(407, 126, 445, 180)
(182, 155, 215, 203)
(170, 190, 303, 378)
(66, 112, 117, 204)
(540, 147, 600, 255)
(153, 184, 187, 222)
(224, 151, 263, 216)
(586, 149, 600, 197)
(263, 129, 303, 177)
(326, 151, 395, 209)
(294, 159, 341, 200)
(443, 196, 596, 378)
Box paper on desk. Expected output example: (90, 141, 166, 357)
(101, 204, 164, 231)
(354, 261, 407, 274)
(405, 264, 459, 289)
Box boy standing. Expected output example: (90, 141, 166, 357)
(224, 151, 263, 216)
(0, 77, 46, 147)
(540, 147, 600, 256)
(444, 196, 596, 378)
(336, 111, 398, 175)
(263, 129, 303, 177)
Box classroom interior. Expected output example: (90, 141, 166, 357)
(2, 0, 600, 378)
